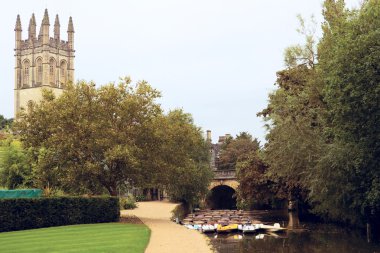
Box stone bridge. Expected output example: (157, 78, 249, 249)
(209, 169, 239, 190)
(207, 169, 239, 209)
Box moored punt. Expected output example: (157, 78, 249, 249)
(256, 223, 287, 233)
(238, 224, 257, 234)
(201, 224, 216, 233)
(216, 224, 239, 233)
(184, 224, 202, 230)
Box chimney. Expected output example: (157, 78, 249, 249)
(206, 130, 212, 142)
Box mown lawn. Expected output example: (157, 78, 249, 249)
(0, 223, 150, 253)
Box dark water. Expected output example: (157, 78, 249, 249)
(207, 210, 380, 253)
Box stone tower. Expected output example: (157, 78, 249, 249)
(14, 9, 75, 117)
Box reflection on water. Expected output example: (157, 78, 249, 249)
(207, 210, 380, 253)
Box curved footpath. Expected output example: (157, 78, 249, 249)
(121, 201, 213, 253)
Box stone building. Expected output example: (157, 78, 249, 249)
(14, 9, 75, 117)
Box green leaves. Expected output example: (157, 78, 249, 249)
(218, 132, 260, 171)
(158, 109, 212, 205)
(0, 140, 32, 189)
(314, 0, 380, 224)
(259, 0, 380, 226)
(0, 115, 13, 131)
(14, 78, 211, 204)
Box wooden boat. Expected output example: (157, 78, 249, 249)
(257, 223, 287, 233)
(238, 224, 257, 234)
(216, 224, 239, 233)
(184, 224, 202, 230)
(201, 224, 216, 233)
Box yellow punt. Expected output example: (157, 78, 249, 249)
(216, 224, 239, 233)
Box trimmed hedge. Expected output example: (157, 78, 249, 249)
(0, 197, 120, 232)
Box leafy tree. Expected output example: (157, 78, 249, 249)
(16, 78, 162, 195)
(258, 11, 330, 212)
(0, 115, 13, 130)
(218, 132, 260, 170)
(258, 63, 325, 211)
(158, 110, 212, 206)
(236, 150, 275, 210)
(15, 78, 211, 203)
(259, 0, 380, 230)
(0, 139, 32, 189)
(309, 0, 380, 226)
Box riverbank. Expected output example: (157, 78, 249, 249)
(121, 201, 213, 253)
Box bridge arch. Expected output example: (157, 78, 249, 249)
(207, 183, 237, 210)
(206, 169, 239, 210)
(209, 179, 239, 191)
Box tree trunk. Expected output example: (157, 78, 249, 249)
(367, 222, 372, 243)
(106, 184, 118, 196)
(288, 211, 300, 229)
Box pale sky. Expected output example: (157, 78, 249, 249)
(0, 0, 360, 143)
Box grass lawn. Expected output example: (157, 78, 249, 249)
(0, 223, 150, 253)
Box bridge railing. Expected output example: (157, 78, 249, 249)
(213, 169, 236, 179)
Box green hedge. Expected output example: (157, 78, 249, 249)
(0, 197, 120, 232)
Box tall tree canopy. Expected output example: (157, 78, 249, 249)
(160, 110, 212, 205)
(15, 78, 211, 201)
(218, 132, 260, 171)
(309, 0, 380, 225)
(258, 0, 380, 229)
(258, 56, 325, 209)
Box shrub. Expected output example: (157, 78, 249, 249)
(0, 196, 119, 232)
(120, 194, 137, 210)
(171, 202, 191, 221)
(135, 195, 146, 202)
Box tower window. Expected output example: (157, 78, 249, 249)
(60, 61, 67, 87)
(49, 58, 56, 86)
(23, 61, 30, 87)
(36, 58, 42, 85)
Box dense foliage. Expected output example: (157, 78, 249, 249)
(0, 139, 32, 189)
(258, 0, 380, 229)
(216, 133, 274, 209)
(0, 196, 119, 232)
(119, 194, 137, 210)
(13, 78, 211, 205)
(218, 132, 260, 171)
(236, 150, 274, 210)
(160, 110, 212, 205)
(0, 115, 13, 130)
(310, 0, 380, 225)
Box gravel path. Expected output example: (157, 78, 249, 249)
(121, 201, 213, 253)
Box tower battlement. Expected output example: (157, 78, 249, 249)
(14, 9, 75, 117)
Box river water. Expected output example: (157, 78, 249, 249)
(206, 210, 380, 253)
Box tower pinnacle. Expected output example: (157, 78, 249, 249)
(15, 15, 22, 31)
(54, 14, 60, 41)
(28, 13, 37, 40)
(68, 16, 74, 33)
(42, 9, 50, 25)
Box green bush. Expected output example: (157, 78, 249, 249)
(120, 194, 137, 210)
(171, 202, 191, 221)
(0, 196, 119, 232)
(135, 195, 146, 202)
